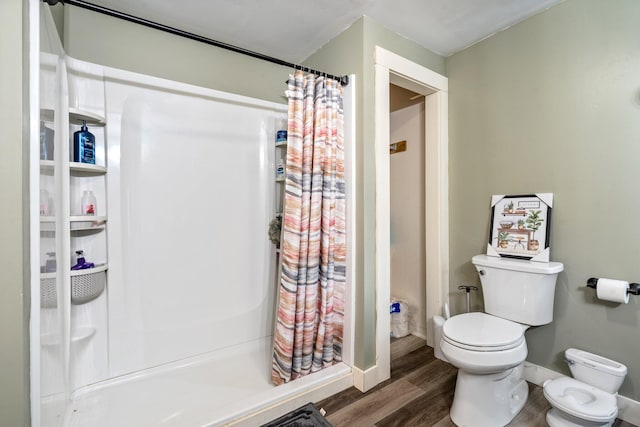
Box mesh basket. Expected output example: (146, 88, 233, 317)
(71, 267, 106, 305)
(40, 276, 57, 308)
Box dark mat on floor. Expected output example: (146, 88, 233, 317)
(261, 402, 333, 427)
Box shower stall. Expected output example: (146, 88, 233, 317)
(34, 7, 354, 427)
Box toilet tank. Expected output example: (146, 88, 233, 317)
(471, 255, 564, 326)
(566, 348, 627, 393)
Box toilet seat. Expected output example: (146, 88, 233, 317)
(442, 312, 524, 351)
(544, 377, 618, 423)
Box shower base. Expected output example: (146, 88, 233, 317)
(63, 336, 351, 427)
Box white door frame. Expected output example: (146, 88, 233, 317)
(374, 46, 449, 384)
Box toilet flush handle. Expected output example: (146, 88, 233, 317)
(478, 269, 486, 276)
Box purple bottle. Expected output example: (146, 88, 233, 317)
(71, 250, 95, 270)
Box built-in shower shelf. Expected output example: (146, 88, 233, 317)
(40, 108, 55, 123)
(70, 216, 107, 231)
(40, 160, 55, 172)
(40, 333, 60, 347)
(41, 326, 96, 347)
(70, 162, 107, 175)
(275, 140, 287, 147)
(71, 326, 97, 344)
(69, 108, 106, 127)
(276, 176, 285, 182)
(40, 216, 56, 232)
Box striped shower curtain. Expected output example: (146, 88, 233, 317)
(271, 70, 346, 385)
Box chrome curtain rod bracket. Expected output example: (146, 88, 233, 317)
(44, 0, 349, 86)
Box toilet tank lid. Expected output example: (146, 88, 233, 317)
(472, 254, 564, 274)
(566, 348, 627, 377)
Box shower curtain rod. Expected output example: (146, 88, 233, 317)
(45, 0, 349, 87)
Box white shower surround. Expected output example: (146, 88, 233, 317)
(105, 72, 282, 377)
(37, 59, 355, 426)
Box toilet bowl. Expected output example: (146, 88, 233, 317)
(441, 312, 528, 374)
(441, 312, 530, 426)
(543, 348, 627, 427)
(440, 255, 564, 427)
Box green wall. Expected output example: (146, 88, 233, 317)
(446, 0, 640, 398)
(0, 0, 30, 424)
(305, 16, 445, 368)
(64, 6, 290, 104)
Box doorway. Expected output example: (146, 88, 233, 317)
(374, 47, 449, 385)
(389, 84, 427, 343)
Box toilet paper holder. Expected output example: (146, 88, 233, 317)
(586, 278, 640, 295)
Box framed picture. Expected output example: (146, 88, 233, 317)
(487, 193, 553, 262)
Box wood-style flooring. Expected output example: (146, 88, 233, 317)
(316, 335, 636, 427)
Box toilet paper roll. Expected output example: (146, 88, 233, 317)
(596, 278, 629, 304)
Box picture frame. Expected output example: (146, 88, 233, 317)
(487, 193, 553, 262)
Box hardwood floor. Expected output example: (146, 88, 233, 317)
(316, 335, 636, 427)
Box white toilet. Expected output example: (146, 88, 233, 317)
(439, 254, 564, 427)
(543, 348, 627, 427)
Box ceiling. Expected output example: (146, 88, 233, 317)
(84, 0, 563, 63)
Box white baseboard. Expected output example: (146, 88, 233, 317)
(618, 394, 640, 426)
(524, 361, 640, 425)
(522, 361, 564, 386)
(352, 365, 379, 392)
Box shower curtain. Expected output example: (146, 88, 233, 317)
(272, 70, 346, 385)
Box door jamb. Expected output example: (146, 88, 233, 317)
(373, 46, 449, 385)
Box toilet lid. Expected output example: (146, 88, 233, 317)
(543, 377, 617, 422)
(442, 312, 524, 351)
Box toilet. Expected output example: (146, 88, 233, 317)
(543, 348, 627, 427)
(439, 254, 564, 427)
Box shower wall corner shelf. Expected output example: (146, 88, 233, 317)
(41, 326, 97, 347)
(40, 160, 55, 172)
(70, 216, 107, 231)
(40, 107, 55, 123)
(40, 217, 56, 232)
(39, 53, 112, 397)
(274, 122, 288, 290)
(70, 162, 107, 175)
(69, 108, 106, 127)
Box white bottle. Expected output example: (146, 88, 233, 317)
(81, 190, 97, 216)
(276, 158, 285, 179)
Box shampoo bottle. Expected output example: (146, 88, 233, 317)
(73, 120, 95, 164)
